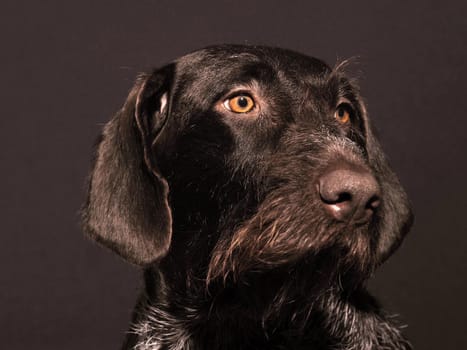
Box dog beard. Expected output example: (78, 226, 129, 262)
(207, 177, 380, 287)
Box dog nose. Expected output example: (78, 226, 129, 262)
(318, 168, 381, 224)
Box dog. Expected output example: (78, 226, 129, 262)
(82, 44, 413, 349)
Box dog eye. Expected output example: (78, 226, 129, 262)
(224, 94, 255, 113)
(334, 104, 352, 124)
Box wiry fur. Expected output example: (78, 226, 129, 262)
(82, 45, 413, 349)
(208, 132, 377, 284)
(129, 287, 411, 350)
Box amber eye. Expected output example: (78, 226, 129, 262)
(334, 104, 352, 124)
(224, 94, 255, 113)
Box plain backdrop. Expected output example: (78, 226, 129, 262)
(1, 1, 466, 349)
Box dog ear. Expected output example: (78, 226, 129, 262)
(82, 64, 175, 265)
(358, 101, 413, 262)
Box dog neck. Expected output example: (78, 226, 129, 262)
(128, 263, 410, 350)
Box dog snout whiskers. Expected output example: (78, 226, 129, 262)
(318, 168, 381, 224)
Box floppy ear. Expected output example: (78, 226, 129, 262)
(359, 101, 413, 262)
(82, 64, 175, 265)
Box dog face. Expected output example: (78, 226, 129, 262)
(83, 45, 412, 286)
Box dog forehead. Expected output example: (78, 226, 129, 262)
(172, 45, 332, 95)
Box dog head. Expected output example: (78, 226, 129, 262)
(82, 45, 412, 286)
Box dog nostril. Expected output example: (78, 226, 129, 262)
(318, 168, 380, 223)
(335, 192, 352, 203)
(319, 189, 355, 222)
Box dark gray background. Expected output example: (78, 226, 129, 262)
(2, 1, 466, 349)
